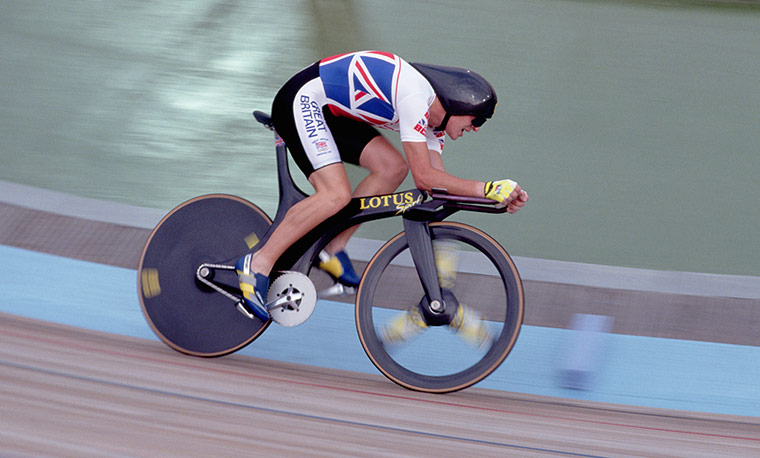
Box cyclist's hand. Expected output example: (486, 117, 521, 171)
(484, 179, 529, 213)
(506, 188, 529, 214)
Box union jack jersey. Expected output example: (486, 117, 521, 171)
(319, 51, 445, 153)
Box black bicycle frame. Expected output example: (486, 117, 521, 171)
(247, 111, 503, 310)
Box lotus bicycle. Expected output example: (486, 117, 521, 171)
(138, 111, 524, 393)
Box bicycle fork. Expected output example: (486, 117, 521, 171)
(403, 218, 458, 326)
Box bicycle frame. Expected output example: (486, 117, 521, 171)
(138, 111, 523, 390)
(245, 111, 505, 313)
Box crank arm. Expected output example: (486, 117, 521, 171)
(236, 279, 306, 319)
(266, 291, 305, 311)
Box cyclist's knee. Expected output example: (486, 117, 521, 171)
(330, 189, 352, 212)
(313, 185, 351, 214)
(385, 159, 409, 185)
(368, 156, 408, 187)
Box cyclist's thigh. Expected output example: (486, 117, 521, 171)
(322, 109, 381, 167)
(356, 135, 406, 173)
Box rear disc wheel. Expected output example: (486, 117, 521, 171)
(138, 194, 272, 357)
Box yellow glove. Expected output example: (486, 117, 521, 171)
(484, 179, 518, 207)
(434, 241, 459, 289)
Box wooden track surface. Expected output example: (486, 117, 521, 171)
(2, 313, 758, 457)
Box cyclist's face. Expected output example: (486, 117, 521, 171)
(445, 115, 481, 140)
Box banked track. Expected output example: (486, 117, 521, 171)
(1, 181, 759, 455)
(1, 313, 758, 457)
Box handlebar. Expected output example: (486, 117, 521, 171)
(430, 192, 495, 206)
(427, 191, 508, 214)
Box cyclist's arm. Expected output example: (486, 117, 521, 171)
(429, 149, 446, 172)
(409, 142, 529, 213)
(403, 141, 484, 196)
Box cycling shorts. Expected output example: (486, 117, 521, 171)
(271, 62, 381, 177)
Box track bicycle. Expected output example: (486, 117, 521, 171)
(138, 111, 524, 393)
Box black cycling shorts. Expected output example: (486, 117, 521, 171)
(271, 62, 381, 177)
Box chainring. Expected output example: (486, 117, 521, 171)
(266, 271, 317, 327)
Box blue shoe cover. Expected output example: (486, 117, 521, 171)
(235, 254, 270, 321)
(319, 250, 361, 287)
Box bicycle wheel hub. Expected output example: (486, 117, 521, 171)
(419, 289, 459, 326)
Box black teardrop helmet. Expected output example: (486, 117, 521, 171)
(410, 62, 497, 130)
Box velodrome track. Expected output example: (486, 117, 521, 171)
(3, 2, 760, 454)
(3, 313, 759, 457)
(1, 182, 759, 456)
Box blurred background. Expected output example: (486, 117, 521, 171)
(2, 3, 760, 445)
(1, 0, 759, 277)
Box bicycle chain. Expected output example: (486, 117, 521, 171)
(195, 263, 241, 304)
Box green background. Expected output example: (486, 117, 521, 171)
(1, 0, 758, 275)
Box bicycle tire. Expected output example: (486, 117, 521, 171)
(138, 194, 272, 357)
(355, 222, 524, 393)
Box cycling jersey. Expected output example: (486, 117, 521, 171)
(271, 51, 445, 177)
(319, 51, 445, 152)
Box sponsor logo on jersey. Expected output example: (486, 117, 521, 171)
(312, 138, 332, 155)
(300, 95, 326, 138)
(413, 113, 428, 136)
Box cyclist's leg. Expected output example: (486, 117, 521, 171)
(251, 64, 355, 275)
(325, 134, 408, 254)
(238, 163, 350, 319)
(248, 163, 352, 276)
(238, 61, 350, 317)
(356, 135, 409, 195)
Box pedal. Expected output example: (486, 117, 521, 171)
(266, 271, 317, 327)
(318, 282, 356, 299)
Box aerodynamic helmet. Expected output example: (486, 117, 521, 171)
(410, 62, 497, 130)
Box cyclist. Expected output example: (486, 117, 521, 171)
(237, 51, 528, 342)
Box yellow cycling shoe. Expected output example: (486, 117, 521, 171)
(318, 250, 361, 286)
(235, 253, 270, 321)
(449, 304, 493, 349)
(434, 241, 459, 289)
(380, 306, 428, 345)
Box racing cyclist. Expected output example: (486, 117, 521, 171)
(236, 51, 528, 345)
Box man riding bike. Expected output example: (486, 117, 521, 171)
(236, 51, 528, 344)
